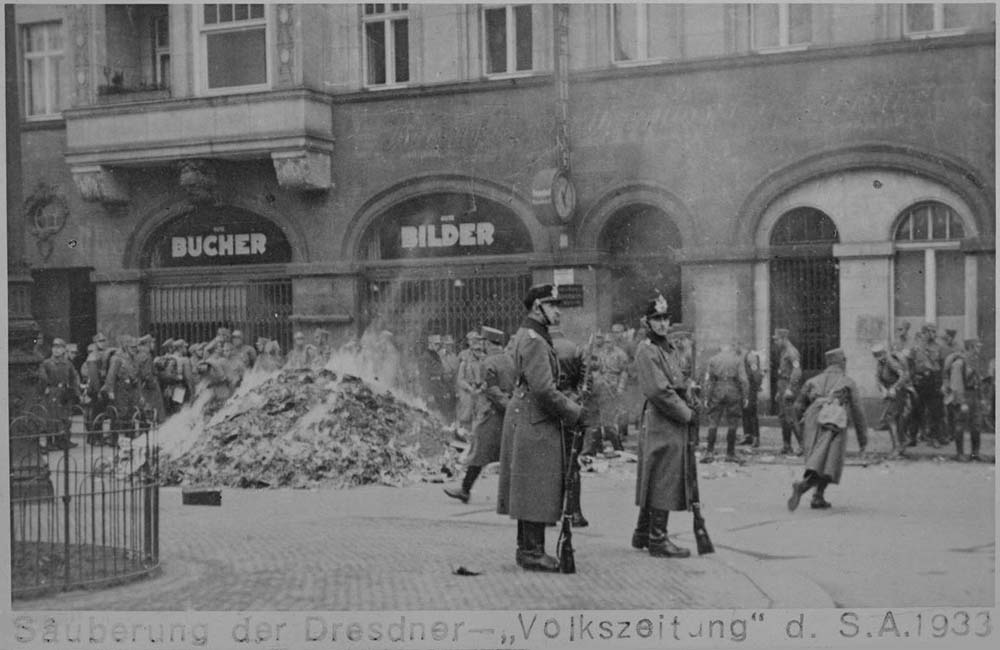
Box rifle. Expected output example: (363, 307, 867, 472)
(556, 425, 578, 574)
(684, 338, 714, 555)
(556, 334, 595, 574)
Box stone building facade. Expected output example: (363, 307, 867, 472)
(10, 3, 995, 410)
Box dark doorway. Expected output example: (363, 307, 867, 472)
(599, 204, 683, 326)
(768, 208, 840, 409)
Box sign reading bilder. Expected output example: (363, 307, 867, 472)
(365, 192, 532, 260)
(143, 206, 293, 268)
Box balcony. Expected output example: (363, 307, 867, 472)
(63, 88, 335, 202)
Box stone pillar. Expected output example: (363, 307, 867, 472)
(924, 247, 937, 324)
(683, 260, 754, 376)
(288, 265, 357, 344)
(833, 242, 894, 409)
(964, 253, 978, 339)
(92, 270, 143, 344)
(753, 260, 771, 402)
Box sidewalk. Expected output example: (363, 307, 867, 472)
(16, 443, 833, 611)
(16, 425, 991, 611)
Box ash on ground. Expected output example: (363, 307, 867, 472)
(160, 368, 460, 489)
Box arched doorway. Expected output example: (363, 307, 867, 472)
(768, 207, 840, 401)
(599, 203, 683, 326)
(358, 191, 534, 346)
(140, 204, 294, 347)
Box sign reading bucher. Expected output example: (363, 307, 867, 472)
(143, 206, 293, 268)
(367, 192, 533, 260)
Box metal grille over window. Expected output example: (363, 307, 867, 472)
(145, 280, 293, 351)
(363, 3, 409, 86)
(22, 21, 63, 117)
(769, 207, 840, 393)
(362, 273, 531, 345)
(202, 4, 267, 89)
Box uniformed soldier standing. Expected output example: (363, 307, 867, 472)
(102, 336, 144, 436)
(456, 332, 485, 432)
(417, 335, 450, 414)
(137, 334, 165, 423)
(444, 327, 515, 503)
(787, 348, 867, 511)
(594, 332, 629, 451)
(739, 344, 764, 447)
(497, 285, 582, 572)
(702, 343, 749, 463)
(38, 338, 82, 449)
(911, 322, 946, 445)
(772, 328, 804, 455)
(632, 294, 695, 558)
(943, 338, 983, 461)
(872, 343, 910, 458)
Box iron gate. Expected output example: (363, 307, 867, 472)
(144, 278, 293, 349)
(769, 255, 840, 401)
(362, 271, 531, 348)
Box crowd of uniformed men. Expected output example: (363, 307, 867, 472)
(439, 284, 994, 572)
(33, 326, 373, 449)
(34, 281, 993, 573)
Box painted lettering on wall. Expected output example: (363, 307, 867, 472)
(400, 219, 495, 249)
(171, 233, 268, 258)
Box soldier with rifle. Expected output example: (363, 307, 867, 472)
(496, 284, 582, 572)
(632, 294, 713, 558)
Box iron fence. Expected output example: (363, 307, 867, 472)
(9, 407, 160, 599)
(144, 278, 293, 351)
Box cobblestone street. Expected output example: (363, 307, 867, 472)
(15, 427, 994, 612)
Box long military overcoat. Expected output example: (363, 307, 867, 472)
(797, 364, 867, 484)
(467, 350, 516, 467)
(497, 318, 582, 523)
(38, 357, 81, 423)
(634, 336, 693, 512)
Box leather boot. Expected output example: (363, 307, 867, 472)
(724, 427, 741, 463)
(444, 465, 481, 502)
(954, 431, 968, 461)
(810, 481, 832, 509)
(780, 425, 793, 455)
(970, 429, 981, 461)
(648, 509, 691, 558)
(631, 508, 650, 549)
(702, 427, 717, 462)
(788, 474, 816, 511)
(520, 521, 559, 572)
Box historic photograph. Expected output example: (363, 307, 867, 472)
(4, 1, 995, 638)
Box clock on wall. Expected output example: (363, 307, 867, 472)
(531, 167, 577, 226)
(551, 169, 576, 222)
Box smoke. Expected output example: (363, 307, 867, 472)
(157, 278, 448, 460)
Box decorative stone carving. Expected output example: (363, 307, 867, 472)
(272, 151, 332, 192)
(71, 165, 130, 205)
(24, 182, 71, 261)
(67, 5, 91, 106)
(177, 159, 219, 202)
(275, 4, 296, 87)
